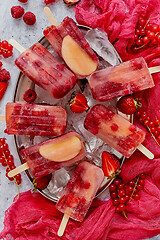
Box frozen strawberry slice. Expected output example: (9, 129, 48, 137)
(102, 151, 120, 177)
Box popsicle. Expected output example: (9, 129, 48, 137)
(4, 102, 67, 136)
(8, 131, 86, 179)
(88, 57, 155, 101)
(84, 104, 146, 158)
(56, 161, 104, 236)
(43, 11, 99, 79)
(14, 41, 77, 99)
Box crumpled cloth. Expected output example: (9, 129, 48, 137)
(75, 0, 160, 61)
(1, 0, 160, 239)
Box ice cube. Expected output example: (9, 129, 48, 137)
(85, 28, 122, 67)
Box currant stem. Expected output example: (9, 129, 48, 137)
(147, 126, 160, 147)
(122, 210, 130, 221)
(129, 175, 140, 201)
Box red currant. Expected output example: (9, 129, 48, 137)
(156, 34, 160, 42)
(148, 31, 155, 40)
(118, 189, 126, 197)
(143, 36, 150, 44)
(137, 184, 143, 190)
(139, 179, 145, 185)
(148, 121, 154, 127)
(156, 126, 160, 132)
(110, 191, 118, 199)
(140, 28, 146, 36)
(134, 193, 140, 200)
(119, 204, 126, 212)
(140, 173, 146, 179)
(116, 206, 121, 213)
(0, 138, 5, 144)
(118, 184, 124, 190)
(125, 195, 130, 202)
(136, 39, 143, 46)
(152, 25, 159, 33)
(128, 180, 135, 187)
(113, 198, 119, 206)
(145, 23, 152, 30)
(119, 197, 126, 204)
(110, 184, 117, 192)
(139, 17, 146, 26)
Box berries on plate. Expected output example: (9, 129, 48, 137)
(23, 11, 36, 25)
(18, 0, 28, 2)
(23, 89, 37, 103)
(69, 93, 89, 113)
(0, 40, 13, 58)
(0, 82, 8, 100)
(117, 95, 138, 115)
(0, 69, 11, 82)
(11, 6, 25, 19)
(102, 151, 120, 178)
(33, 174, 52, 190)
(63, 0, 80, 6)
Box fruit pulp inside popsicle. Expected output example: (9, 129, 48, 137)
(43, 17, 99, 78)
(56, 161, 104, 222)
(88, 57, 155, 101)
(84, 104, 145, 158)
(15, 42, 77, 99)
(5, 102, 67, 136)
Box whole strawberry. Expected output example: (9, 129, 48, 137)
(117, 95, 138, 115)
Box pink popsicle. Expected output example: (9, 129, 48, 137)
(4, 102, 67, 136)
(15, 42, 77, 99)
(21, 131, 86, 179)
(84, 104, 146, 158)
(88, 57, 155, 101)
(56, 161, 104, 222)
(43, 17, 99, 79)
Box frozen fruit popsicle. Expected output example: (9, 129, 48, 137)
(43, 16, 99, 79)
(88, 57, 155, 101)
(15, 42, 77, 99)
(18, 131, 86, 179)
(4, 102, 67, 136)
(84, 104, 146, 158)
(56, 161, 104, 236)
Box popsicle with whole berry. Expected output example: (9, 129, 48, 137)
(4, 102, 67, 136)
(43, 7, 99, 79)
(11, 40, 77, 99)
(84, 104, 153, 159)
(8, 131, 86, 179)
(56, 161, 104, 236)
(88, 57, 155, 101)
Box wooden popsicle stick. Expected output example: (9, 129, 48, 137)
(9, 39, 26, 53)
(8, 162, 29, 178)
(0, 115, 5, 121)
(57, 214, 69, 237)
(149, 66, 160, 74)
(44, 7, 59, 26)
(137, 144, 154, 159)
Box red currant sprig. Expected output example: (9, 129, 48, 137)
(133, 16, 160, 52)
(110, 174, 146, 219)
(136, 110, 160, 146)
(0, 41, 13, 58)
(0, 138, 22, 188)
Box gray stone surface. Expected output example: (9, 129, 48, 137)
(0, 1, 159, 239)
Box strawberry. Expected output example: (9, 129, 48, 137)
(69, 93, 89, 113)
(33, 173, 52, 190)
(102, 151, 120, 177)
(0, 82, 8, 100)
(117, 95, 139, 115)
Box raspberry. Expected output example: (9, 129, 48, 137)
(0, 69, 11, 82)
(23, 89, 37, 102)
(18, 0, 28, 2)
(23, 12, 36, 25)
(11, 6, 25, 19)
